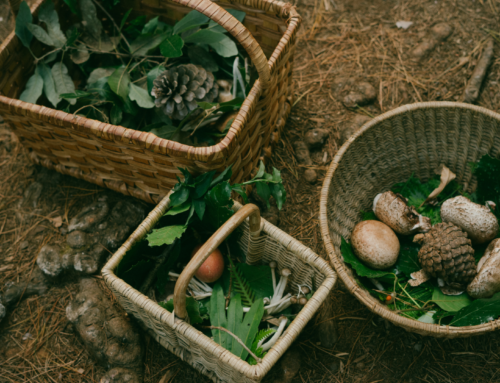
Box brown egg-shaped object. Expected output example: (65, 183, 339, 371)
(351, 220, 400, 269)
(191, 245, 225, 283)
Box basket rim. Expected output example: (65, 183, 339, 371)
(319, 101, 500, 337)
(0, 0, 301, 161)
(102, 194, 336, 380)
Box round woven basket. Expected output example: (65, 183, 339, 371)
(320, 101, 500, 338)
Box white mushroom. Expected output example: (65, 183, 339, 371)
(467, 238, 500, 298)
(271, 268, 291, 305)
(351, 220, 400, 269)
(269, 261, 277, 291)
(261, 316, 287, 351)
(374, 191, 431, 235)
(441, 196, 499, 244)
(217, 79, 234, 103)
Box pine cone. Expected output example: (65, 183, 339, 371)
(151, 64, 219, 120)
(414, 222, 476, 289)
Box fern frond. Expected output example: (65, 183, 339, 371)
(252, 328, 276, 350)
(227, 257, 256, 306)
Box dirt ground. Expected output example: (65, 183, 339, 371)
(2, 0, 500, 382)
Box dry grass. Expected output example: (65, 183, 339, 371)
(2, 0, 500, 382)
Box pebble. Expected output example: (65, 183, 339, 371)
(304, 128, 329, 150)
(20, 182, 43, 209)
(293, 141, 313, 165)
(100, 367, 141, 383)
(343, 81, 377, 108)
(68, 200, 109, 232)
(304, 169, 318, 184)
(37, 245, 65, 277)
(20, 240, 29, 250)
(66, 230, 88, 249)
(2, 269, 48, 306)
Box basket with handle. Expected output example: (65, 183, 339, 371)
(0, 0, 300, 204)
(320, 101, 500, 338)
(102, 196, 336, 382)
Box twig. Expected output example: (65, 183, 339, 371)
(202, 326, 262, 363)
(92, 0, 132, 51)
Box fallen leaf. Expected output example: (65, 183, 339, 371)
(50, 216, 63, 228)
(77, 368, 84, 374)
(396, 21, 413, 30)
(419, 164, 456, 208)
(409, 269, 431, 286)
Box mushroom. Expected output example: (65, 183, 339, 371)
(269, 261, 277, 291)
(299, 297, 307, 305)
(467, 238, 500, 298)
(260, 316, 288, 351)
(374, 191, 431, 235)
(168, 271, 212, 299)
(271, 268, 291, 305)
(351, 220, 400, 269)
(290, 296, 298, 305)
(217, 79, 234, 103)
(299, 286, 310, 296)
(441, 196, 499, 244)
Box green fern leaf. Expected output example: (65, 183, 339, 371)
(247, 328, 275, 365)
(228, 257, 256, 306)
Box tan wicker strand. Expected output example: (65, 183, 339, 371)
(102, 196, 337, 383)
(319, 101, 500, 338)
(0, 0, 301, 204)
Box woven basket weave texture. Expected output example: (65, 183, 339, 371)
(320, 101, 500, 338)
(103, 196, 336, 383)
(0, 0, 300, 204)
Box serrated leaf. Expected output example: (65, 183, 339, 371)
(431, 287, 472, 312)
(193, 198, 206, 220)
(159, 34, 184, 58)
(341, 237, 391, 278)
(26, 23, 54, 46)
(269, 183, 286, 210)
(129, 83, 154, 108)
(80, 0, 102, 39)
(70, 43, 90, 64)
(207, 9, 245, 33)
(87, 68, 115, 86)
(52, 62, 76, 105)
(234, 298, 264, 359)
(184, 29, 225, 44)
(209, 35, 238, 57)
(173, 10, 209, 35)
(165, 200, 191, 216)
(38, 63, 59, 107)
(15, 1, 33, 48)
(450, 293, 500, 326)
(65, 25, 79, 46)
(108, 67, 130, 100)
(147, 65, 164, 93)
(38, 0, 66, 47)
(210, 284, 229, 349)
(256, 183, 271, 209)
(227, 294, 243, 352)
(228, 256, 255, 307)
(110, 105, 122, 125)
(147, 225, 187, 247)
(204, 182, 234, 231)
(63, 0, 78, 14)
(238, 264, 273, 301)
(20, 68, 43, 104)
(130, 32, 168, 56)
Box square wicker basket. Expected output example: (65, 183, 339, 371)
(102, 195, 336, 382)
(0, 0, 300, 204)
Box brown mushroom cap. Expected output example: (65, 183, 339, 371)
(299, 297, 308, 305)
(281, 268, 292, 277)
(300, 286, 311, 295)
(290, 296, 298, 304)
(269, 261, 277, 268)
(351, 220, 400, 270)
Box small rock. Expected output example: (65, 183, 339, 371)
(67, 230, 88, 249)
(103, 224, 131, 250)
(20, 240, 29, 250)
(20, 182, 43, 209)
(317, 319, 338, 348)
(331, 76, 355, 94)
(276, 347, 301, 383)
(2, 269, 48, 306)
(304, 169, 318, 184)
(110, 201, 145, 228)
(411, 23, 453, 61)
(339, 114, 371, 145)
(37, 244, 65, 277)
(293, 141, 312, 165)
(68, 200, 109, 232)
(100, 368, 141, 383)
(343, 82, 377, 108)
(304, 128, 329, 150)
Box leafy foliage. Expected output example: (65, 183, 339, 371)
(341, 237, 391, 278)
(391, 236, 421, 277)
(471, 154, 500, 203)
(431, 287, 472, 312)
(159, 296, 208, 325)
(450, 293, 500, 326)
(248, 328, 275, 365)
(228, 256, 256, 307)
(237, 264, 274, 300)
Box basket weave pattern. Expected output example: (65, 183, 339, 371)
(320, 102, 500, 338)
(103, 196, 336, 382)
(0, 0, 300, 204)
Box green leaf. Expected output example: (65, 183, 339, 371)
(234, 298, 264, 359)
(26, 23, 55, 46)
(204, 182, 234, 231)
(20, 68, 43, 104)
(70, 43, 90, 64)
(147, 225, 187, 247)
(173, 10, 209, 35)
(238, 264, 274, 301)
(228, 256, 256, 307)
(193, 198, 206, 220)
(431, 287, 472, 312)
(187, 45, 218, 72)
(159, 296, 206, 325)
(193, 171, 216, 199)
(110, 105, 122, 125)
(472, 154, 500, 203)
(210, 166, 233, 188)
(147, 65, 164, 93)
(52, 62, 76, 105)
(450, 293, 500, 326)
(15, 1, 33, 48)
(207, 9, 245, 33)
(170, 185, 190, 207)
(120, 9, 132, 30)
(108, 67, 130, 100)
(63, 0, 78, 14)
(38, 0, 66, 47)
(255, 161, 265, 179)
(210, 284, 229, 349)
(256, 183, 271, 209)
(248, 328, 274, 364)
(130, 32, 168, 56)
(79, 0, 102, 39)
(184, 29, 226, 44)
(269, 183, 286, 210)
(38, 63, 59, 107)
(65, 26, 79, 46)
(129, 83, 154, 108)
(165, 200, 191, 216)
(142, 16, 159, 34)
(231, 184, 248, 204)
(227, 294, 243, 352)
(361, 210, 377, 221)
(341, 237, 390, 278)
(87, 68, 115, 86)
(392, 236, 421, 277)
(59, 90, 92, 99)
(149, 125, 177, 139)
(209, 35, 238, 57)
(159, 34, 184, 58)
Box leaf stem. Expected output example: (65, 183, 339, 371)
(202, 326, 262, 363)
(398, 281, 421, 308)
(35, 48, 62, 63)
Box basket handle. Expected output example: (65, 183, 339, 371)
(173, 203, 261, 320)
(170, 0, 271, 87)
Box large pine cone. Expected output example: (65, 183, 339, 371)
(151, 64, 219, 120)
(414, 222, 476, 288)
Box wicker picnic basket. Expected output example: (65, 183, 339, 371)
(320, 101, 500, 338)
(102, 195, 336, 382)
(0, 0, 300, 204)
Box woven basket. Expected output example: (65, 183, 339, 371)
(102, 196, 336, 382)
(320, 101, 500, 338)
(0, 0, 300, 204)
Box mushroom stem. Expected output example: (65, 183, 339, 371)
(271, 269, 291, 305)
(242, 294, 291, 313)
(261, 316, 288, 351)
(369, 278, 385, 291)
(270, 262, 277, 292)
